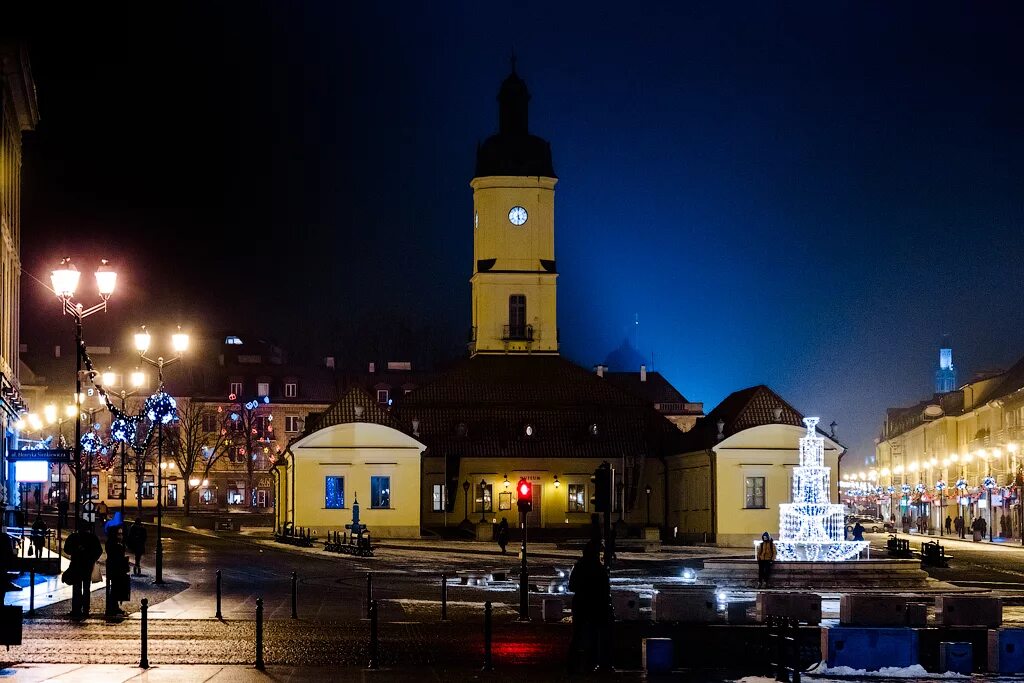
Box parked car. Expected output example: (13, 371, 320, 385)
(847, 515, 885, 533)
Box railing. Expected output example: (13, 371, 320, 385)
(502, 324, 534, 342)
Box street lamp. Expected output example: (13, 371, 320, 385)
(136, 325, 189, 585)
(462, 480, 470, 522)
(100, 367, 145, 518)
(645, 484, 652, 527)
(50, 257, 117, 527)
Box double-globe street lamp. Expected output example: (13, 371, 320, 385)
(50, 258, 117, 526)
(135, 325, 189, 585)
(101, 367, 146, 518)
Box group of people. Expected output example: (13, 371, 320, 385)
(60, 517, 147, 621)
(945, 514, 988, 541)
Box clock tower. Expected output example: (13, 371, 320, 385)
(470, 65, 558, 356)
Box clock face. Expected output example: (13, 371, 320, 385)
(508, 206, 528, 226)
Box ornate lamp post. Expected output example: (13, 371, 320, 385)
(479, 478, 488, 524)
(645, 484, 652, 526)
(135, 326, 189, 585)
(462, 480, 470, 522)
(50, 257, 117, 526)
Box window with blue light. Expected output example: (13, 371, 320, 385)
(371, 476, 391, 509)
(325, 476, 345, 509)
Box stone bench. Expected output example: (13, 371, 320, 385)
(700, 558, 931, 589)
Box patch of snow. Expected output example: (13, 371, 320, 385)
(807, 663, 968, 678)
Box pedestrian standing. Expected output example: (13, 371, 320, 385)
(945, 515, 952, 534)
(104, 524, 130, 618)
(496, 517, 510, 554)
(126, 518, 147, 576)
(63, 523, 102, 621)
(756, 531, 777, 588)
(31, 515, 47, 557)
(567, 540, 611, 673)
(852, 522, 865, 542)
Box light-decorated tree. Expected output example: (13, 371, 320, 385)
(221, 392, 276, 509)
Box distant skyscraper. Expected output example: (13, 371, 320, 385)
(935, 336, 956, 393)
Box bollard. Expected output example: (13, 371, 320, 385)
(368, 599, 379, 669)
(441, 573, 448, 621)
(482, 601, 494, 671)
(255, 597, 265, 670)
(366, 572, 373, 619)
(291, 571, 298, 619)
(216, 569, 223, 619)
(29, 569, 35, 616)
(139, 598, 150, 669)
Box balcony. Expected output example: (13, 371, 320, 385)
(502, 324, 534, 342)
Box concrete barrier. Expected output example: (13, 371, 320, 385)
(612, 591, 641, 621)
(643, 637, 673, 673)
(988, 629, 1024, 674)
(939, 641, 973, 674)
(840, 594, 909, 626)
(936, 596, 1002, 627)
(756, 592, 821, 625)
(652, 589, 720, 623)
(821, 627, 918, 670)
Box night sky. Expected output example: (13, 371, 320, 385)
(7, 2, 1024, 466)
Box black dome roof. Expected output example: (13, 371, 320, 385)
(474, 69, 556, 178)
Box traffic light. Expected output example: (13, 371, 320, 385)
(516, 478, 533, 513)
(591, 462, 611, 513)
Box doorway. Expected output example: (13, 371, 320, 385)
(526, 484, 543, 528)
(166, 484, 178, 508)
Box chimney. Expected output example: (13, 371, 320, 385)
(411, 418, 420, 437)
(368, 362, 375, 373)
(354, 405, 365, 419)
(324, 356, 335, 369)
(595, 364, 606, 378)
(772, 407, 783, 422)
(716, 419, 725, 440)
(640, 364, 647, 382)
(54, 345, 60, 358)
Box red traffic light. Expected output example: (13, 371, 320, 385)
(517, 478, 533, 513)
(519, 481, 531, 496)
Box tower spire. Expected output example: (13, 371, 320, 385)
(510, 48, 517, 74)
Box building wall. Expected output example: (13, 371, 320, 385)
(287, 422, 423, 538)
(664, 451, 713, 541)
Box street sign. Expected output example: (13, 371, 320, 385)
(82, 501, 96, 513)
(8, 448, 73, 463)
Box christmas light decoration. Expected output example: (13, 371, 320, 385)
(984, 476, 997, 489)
(110, 418, 136, 443)
(901, 483, 911, 494)
(956, 478, 968, 491)
(887, 485, 895, 494)
(915, 483, 926, 493)
(80, 431, 102, 454)
(936, 480, 946, 492)
(761, 417, 868, 562)
(145, 391, 177, 425)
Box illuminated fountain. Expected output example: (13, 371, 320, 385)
(768, 417, 868, 561)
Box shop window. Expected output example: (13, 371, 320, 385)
(568, 484, 586, 512)
(325, 476, 345, 509)
(432, 484, 446, 512)
(475, 483, 493, 513)
(371, 476, 391, 508)
(744, 476, 766, 509)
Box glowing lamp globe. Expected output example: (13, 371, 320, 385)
(172, 328, 189, 353)
(102, 370, 117, 387)
(64, 405, 78, 418)
(135, 327, 152, 353)
(131, 370, 146, 388)
(95, 259, 117, 297)
(50, 258, 80, 298)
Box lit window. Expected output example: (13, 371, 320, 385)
(377, 389, 389, 404)
(228, 487, 246, 505)
(201, 488, 215, 504)
(225, 335, 243, 345)
(568, 484, 586, 513)
(744, 476, 766, 509)
(475, 483, 493, 513)
(431, 484, 446, 512)
(285, 416, 300, 433)
(525, 424, 534, 437)
(325, 476, 345, 509)
(371, 476, 391, 509)
(229, 382, 242, 398)
(284, 382, 297, 398)
(258, 382, 270, 397)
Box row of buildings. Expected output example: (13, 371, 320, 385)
(3, 61, 847, 549)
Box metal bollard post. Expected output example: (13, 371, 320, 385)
(366, 572, 373, 619)
(440, 573, 448, 621)
(255, 596, 265, 670)
(216, 569, 223, 619)
(367, 599, 379, 669)
(482, 601, 494, 671)
(139, 598, 150, 669)
(291, 571, 298, 619)
(29, 569, 35, 616)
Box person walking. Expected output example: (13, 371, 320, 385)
(30, 515, 47, 557)
(496, 517, 510, 554)
(104, 524, 130, 618)
(567, 540, 611, 673)
(945, 515, 952, 534)
(63, 524, 103, 621)
(955, 515, 965, 539)
(126, 518, 147, 576)
(852, 521, 865, 542)
(756, 531, 777, 588)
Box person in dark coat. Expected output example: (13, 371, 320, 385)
(64, 524, 103, 621)
(496, 518, 510, 554)
(104, 525, 130, 618)
(126, 519, 147, 576)
(852, 522, 865, 542)
(31, 516, 48, 557)
(945, 515, 952, 534)
(567, 540, 611, 673)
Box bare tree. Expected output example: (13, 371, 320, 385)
(221, 395, 275, 508)
(165, 399, 229, 515)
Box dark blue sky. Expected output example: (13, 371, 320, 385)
(11, 2, 1024, 465)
